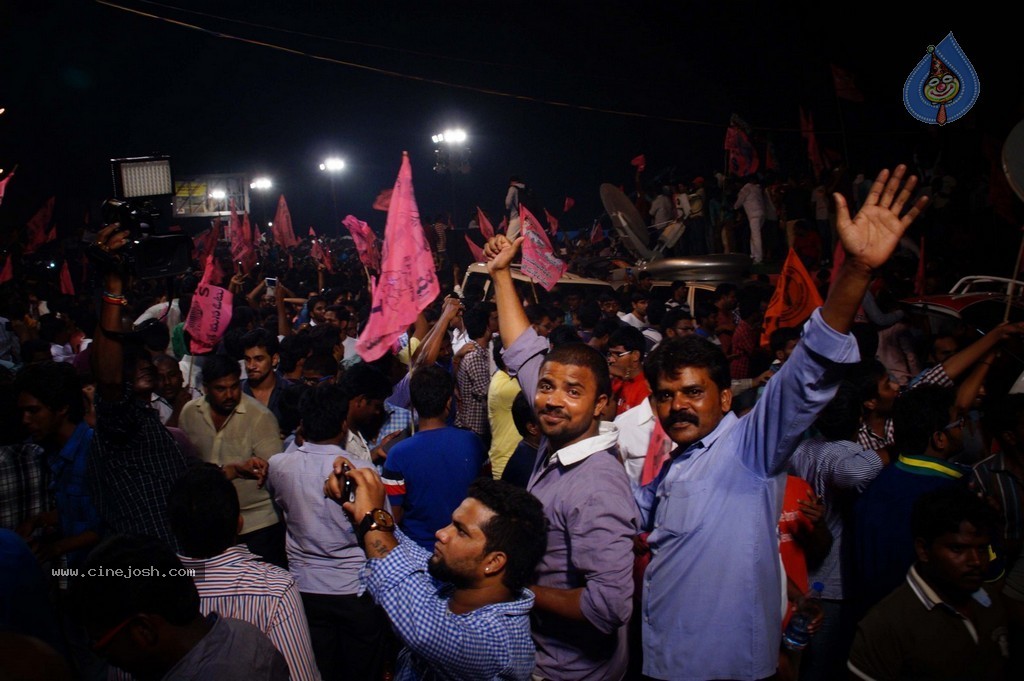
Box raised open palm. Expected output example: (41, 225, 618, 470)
(834, 165, 929, 269)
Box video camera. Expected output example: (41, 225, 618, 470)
(88, 156, 193, 279)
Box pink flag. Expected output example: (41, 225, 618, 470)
(0, 255, 12, 284)
(544, 208, 560, 236)
(631, 154, 647, 172)
(373, 188, 393, 212)
(59, 261, 75, 296)
(640, 418, 672, 486)
(231, 213, 256, 272)
(342, 215, 381, 271)
(520, 205, 567, 291)
(356, 153, 440, 362)
(228, 199, 241, 244)
(590, 220, 604, 244)
(464, 234, 485, 262)
(24, 197, 55, 255)
(0, 170, 15, 207)
(476, 206, 495, 240)
(309, 227, 334, 274)
(272, 195, 299, 248)
(187, 220, 234, 353)
(724, 126, 760, 177)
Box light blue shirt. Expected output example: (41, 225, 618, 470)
(634, 308, 859, 680)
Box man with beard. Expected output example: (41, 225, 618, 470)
(634, 167, 929, 680)
(325, 462, 547, 681)
(482, 235, 638, 680)
(179, 354, 285, 567)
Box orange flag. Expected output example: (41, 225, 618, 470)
(59, 261, 75, 296)
(761, 249, 823, 346)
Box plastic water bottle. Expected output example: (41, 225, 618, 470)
(782, 581, 824, 652)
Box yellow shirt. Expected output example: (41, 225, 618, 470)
(178, 393, 283, 533)
(487, 370, 522, 479)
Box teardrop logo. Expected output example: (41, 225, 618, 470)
(903, 32, 980, 126)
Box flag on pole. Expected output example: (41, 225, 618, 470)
(519, 205, 567, 291)
(544, 208, 560, 236)
(0, 255, 12, 284)
(24, 197, 55, 255)
(761, 249, 824, 347)
(724, 116, 760, 177)
(309, 227, 334, 273)
(831, 63, 865, 103)
(464, 234, 485, 262)
(231, 213, 256, 271)
(186, 220, 234, 354)
(0, 170, 15, 207)
(342, 215, 381, 271)
(590, 220, 604, 244)
(476, 206, 495, 240)
(356, 152, 440, 362)
(59, 261, 75, 296)
(564, 196, 575, 213)
(800, 107, 827, 180)
(272, 195, 299, 248)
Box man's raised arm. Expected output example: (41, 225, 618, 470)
(482, 236, 530, 349)
(822, 165, 928, 334)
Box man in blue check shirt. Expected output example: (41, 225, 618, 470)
(325, 460, 547, 681)
(635, 166, 929, 680)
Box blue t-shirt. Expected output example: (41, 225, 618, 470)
(381, 427, 486, 550)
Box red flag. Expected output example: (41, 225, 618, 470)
(590, 221, 604, 244)
(231, 213, 256, 271)
(520, 205, 567, 291)
(272, 195, 299, 248)
(0, 170, 15, 207)
(630, 155, 646, 172)
(831, 64, 865, 103)
(24, 197, 55, 255)
(800, 107, 826, 180)
(724, 126, 760, 177)
(309, 227, 334, 274)
(476, 206, 495, 240)
(640, 418, 672, 486)
(0, 255, 12, 284)
(59, 261, 75, 296)
(342, 215, 381, 271)
(464, 234, 485, 262)
(564, 196, 575, 213)
(357, 152, 440, 362)
(761, 249, 824, 346)
(544, 209, 559, 236)
(372, 188, 393, 212)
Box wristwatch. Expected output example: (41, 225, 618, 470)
(356, 508, 396, 541)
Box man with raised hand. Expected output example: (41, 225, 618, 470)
(482, 233, 638, 680)
(635, 166, 927, 680)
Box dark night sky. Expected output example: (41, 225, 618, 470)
(1, 0, 1019, 240)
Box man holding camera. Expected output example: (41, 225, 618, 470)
(325, 460, 548, 681)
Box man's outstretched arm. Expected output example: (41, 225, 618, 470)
(482, 236, 530, 349)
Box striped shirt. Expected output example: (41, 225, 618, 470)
(180, 545, 320, 681)
(857, 364, 954, 450)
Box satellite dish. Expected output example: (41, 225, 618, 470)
(600, 183, 655, 261)
(1001, 118, 1024, 322)
(1003, 118, 1024, 202)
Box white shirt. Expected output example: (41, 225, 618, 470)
(613, 400, 663, 484)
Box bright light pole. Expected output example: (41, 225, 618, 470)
(432, 129, 470, 228)
(248, 176, 274, 239)
(319, 157, 345, 234)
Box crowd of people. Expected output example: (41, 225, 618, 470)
(2, 164, 1024, 681)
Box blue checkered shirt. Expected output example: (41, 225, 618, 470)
(361, 530, 536, 680)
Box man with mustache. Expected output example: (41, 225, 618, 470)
(483, 236, 638, 680)
(635, 167, 929, 680)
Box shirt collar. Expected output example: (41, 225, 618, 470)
(298, 441, 345, 456)
(549, 421, 619, 467)
(178, 544, 254, 569)
(895, 454, 964, 479)
(906, 564, 991, 611)
(671, 411, 735, 461)
(58, 421, 93, 462)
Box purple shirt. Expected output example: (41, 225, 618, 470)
(504, 328, 638, 681)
